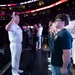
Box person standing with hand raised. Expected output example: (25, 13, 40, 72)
(5, 12, 23, 75)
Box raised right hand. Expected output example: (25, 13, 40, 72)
(11, 12, 16, 21)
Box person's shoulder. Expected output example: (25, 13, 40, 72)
(62, 28, 72, 37)
(62, 28, 69, 33)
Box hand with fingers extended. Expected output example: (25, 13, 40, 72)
(11, 12, 16, 21)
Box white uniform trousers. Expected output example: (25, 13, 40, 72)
(72, 39, 75, 64)
(10, 42, 22, 75)
(36, 35, 42, 49)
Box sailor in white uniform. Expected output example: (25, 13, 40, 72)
(36, 23, 43, 49)
(5, 12, 23, 75)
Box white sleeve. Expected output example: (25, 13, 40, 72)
(40, 27, 43, 34)
(10, 23, 16, 32)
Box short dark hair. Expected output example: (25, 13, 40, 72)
(55, 14, 70, 26)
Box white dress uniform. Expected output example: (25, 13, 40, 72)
(8, 22, 22, 75)
(65, 21, 75, 65)
(36, 26, 43, 49)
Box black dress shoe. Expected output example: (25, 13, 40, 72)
(72, 64, 75, 69)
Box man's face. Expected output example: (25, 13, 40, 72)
(38, 23, 41, 27)
(49, 21, 53, 27)
(55, 19, 63, 28)
(15, 15, 20, 24)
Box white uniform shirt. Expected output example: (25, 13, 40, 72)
(37, 26, 43, 36)
(65, 21, 75, 38)
(8, 23, 22, 43)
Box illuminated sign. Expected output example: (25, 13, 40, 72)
(0, 0, 68, 16)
